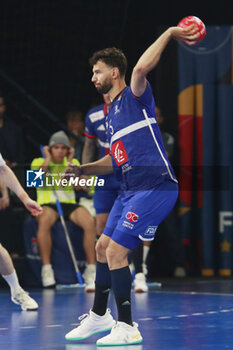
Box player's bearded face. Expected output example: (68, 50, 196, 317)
(92, 61, 113, 94)
(95, 76, 113, 94)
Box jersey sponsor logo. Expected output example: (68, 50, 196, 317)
(112, 140, 129, 166)
(26, 169, 45, 187)
(144, 226, 157, 236)
(126, 211, 139, 222)
(89, 110, 105, 122)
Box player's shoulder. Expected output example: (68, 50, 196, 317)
(125, 81, 153, 100)
(85, 104, 105, 123)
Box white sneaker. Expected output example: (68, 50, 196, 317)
(83, 264, 96, 292)
(11, 287, 39, 311)
(65, 308, 115, 341)
(96, 321, 143, 346)
(41, 264, 56, 287)
(134, 272, 148, 293)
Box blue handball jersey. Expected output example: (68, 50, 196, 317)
(84, 103, 110, 159)
(84, 103, 119, 191)
(107, 82, 178, 191)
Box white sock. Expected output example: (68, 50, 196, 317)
(2, 270, 21, 296)
(42, 264, 52, 271)
(143, 246, 150, 263)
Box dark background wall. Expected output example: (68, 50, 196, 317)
(0, 0, 232, 160)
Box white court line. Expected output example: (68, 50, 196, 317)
(176, 315, 188, 318)
(155, 290, 233, 297)
(220, 309, 231, 312)
(2, 307, 233, 331)
(157, 307, 233, 320)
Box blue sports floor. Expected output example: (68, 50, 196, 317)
(1, 279, 233, 350)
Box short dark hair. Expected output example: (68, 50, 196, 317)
(89, 47, 127, 77)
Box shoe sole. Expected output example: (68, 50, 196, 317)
(43, 284, 56, 288)
(11, 299, 39, 311)
(134, 288, 148, 293)
(22, 307, 39, 311)
(65, 326, 114, 341)
(97, 339, 143, 346)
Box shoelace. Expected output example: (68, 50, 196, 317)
(78, 313, 89, 324)
(43, 270, 53, 278)
(14, 290, 29, 303)
(110, 322, 139, 340)
(136, 275, 146, 282)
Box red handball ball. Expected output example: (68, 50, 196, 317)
(178, 16, 206, 44)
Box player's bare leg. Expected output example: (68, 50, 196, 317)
(70, 206, 97, 291)
(0, 243, 38, 310)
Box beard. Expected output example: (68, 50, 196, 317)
(95, 80, 113, 94)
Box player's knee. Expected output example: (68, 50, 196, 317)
(95, 239, 107, 259)
(105, 245, 116, 264)
(106, 245, 128, 269)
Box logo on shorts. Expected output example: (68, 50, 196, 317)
(111, 140, 129, 166)
(26, 168, 45, 187)
(145, 226, 157, 236)
(126, 212, 139, 223)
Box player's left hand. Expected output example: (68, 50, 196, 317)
(22, 197, 43, 216)
(170, 25, 199, 45)
(61, 162, 82, 183)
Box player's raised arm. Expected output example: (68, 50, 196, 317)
(131, 25, 198, 97)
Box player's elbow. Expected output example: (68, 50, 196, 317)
(132, 65, 148, 79)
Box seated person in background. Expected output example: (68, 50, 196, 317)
(0, 153, 41, 310)
(31, 130, 97, 291)
(66, 109, 85, 163)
